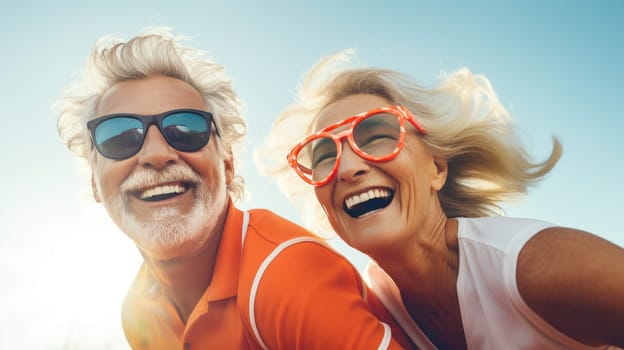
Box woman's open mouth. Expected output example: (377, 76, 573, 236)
(343, 188, 394, 218)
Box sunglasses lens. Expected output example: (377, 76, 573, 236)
(297, 136, 337, 182)
(162, 111, 210, 152)
(353, 112, 401, 157)
(94, 117, 144, 159)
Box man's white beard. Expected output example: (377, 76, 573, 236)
(106, 165, 219, 254)
(116, 190, 209, 252)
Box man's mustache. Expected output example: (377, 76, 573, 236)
(120, 165, 202, 192)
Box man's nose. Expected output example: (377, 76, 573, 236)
(137, 125, 179, 169)
(336, 142, 369, 183)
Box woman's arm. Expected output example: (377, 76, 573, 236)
(517, 227, 624, 347)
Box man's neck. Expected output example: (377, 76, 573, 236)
(141, 205, 229, 323)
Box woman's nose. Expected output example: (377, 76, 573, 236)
(336, 142, 369, 183)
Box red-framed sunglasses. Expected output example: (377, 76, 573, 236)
(287, 105, 426, 186)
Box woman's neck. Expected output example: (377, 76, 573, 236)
(373, 211, 457, 287)
(373, 215, 467, 349)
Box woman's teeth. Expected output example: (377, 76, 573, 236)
(345, 189, 391, 209)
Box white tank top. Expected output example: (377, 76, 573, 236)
(366, 217, 620, 349)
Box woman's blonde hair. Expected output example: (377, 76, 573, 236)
(255, 50, 561, 235)
(54, 27, 246, 202)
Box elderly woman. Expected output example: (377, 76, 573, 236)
(256, 51, 624, 349)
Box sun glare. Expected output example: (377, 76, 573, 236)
(26, 194, 141, 350)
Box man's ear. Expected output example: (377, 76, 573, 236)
(91, 175, 102, 203)
(223, 148, 234, 186)
(431, 157, 448, 191)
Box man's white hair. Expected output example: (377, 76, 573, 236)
(54, 27, 247, 202)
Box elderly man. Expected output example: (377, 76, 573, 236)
(54, 29, 413, 350)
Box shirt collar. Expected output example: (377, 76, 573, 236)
(199, 200, 243, 301)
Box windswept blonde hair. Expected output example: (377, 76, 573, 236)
(54, 27, 247, 202)
(255, 50, 561, 235)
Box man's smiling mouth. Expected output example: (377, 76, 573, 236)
(343, 188, 394, 218)
(138, 183, 189, 201)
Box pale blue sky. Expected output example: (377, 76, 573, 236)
(1, 1, 622, 348)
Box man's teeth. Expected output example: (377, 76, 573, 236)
(345, 189, 390, 209)
(139, 184, 185, 199)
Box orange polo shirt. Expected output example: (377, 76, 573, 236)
(122, 203, 414, 349)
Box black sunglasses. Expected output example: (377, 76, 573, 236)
(86, 109, 219, 160)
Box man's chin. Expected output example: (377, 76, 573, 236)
(115, 201, 209, 259)
(131, 231, 197, 259)
(142, 206, 184, 222)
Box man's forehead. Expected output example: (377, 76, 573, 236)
(94, 77, 206, 118)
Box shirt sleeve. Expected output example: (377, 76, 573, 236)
(251, 240, 413, 349)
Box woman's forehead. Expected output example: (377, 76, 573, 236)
(314, 94, 392, 131)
